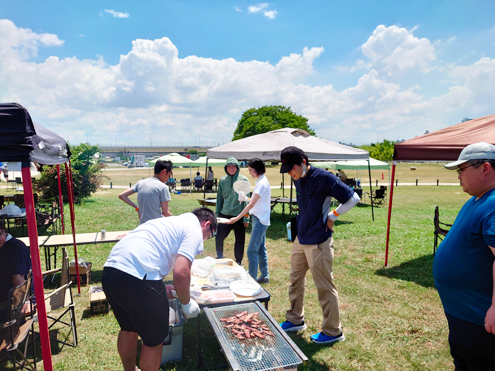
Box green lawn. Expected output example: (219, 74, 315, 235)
(2, 163, 466, 370)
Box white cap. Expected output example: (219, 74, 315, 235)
(444, 142, 495, 170)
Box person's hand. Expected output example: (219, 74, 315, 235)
(484, 305, 495, 334)
(238, 191, 246, 202)
(326, 218, 335, 233)
(165, 284, 175, 299)
(244, 222, 249, 228)
(227, 217, 236, 224)
(181, 299, 200, 318)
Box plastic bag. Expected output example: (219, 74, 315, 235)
(191, 257, 216, 277)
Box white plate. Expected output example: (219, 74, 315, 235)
(217, 217, 230, 224)
(233, 180, 252, 195)
(229, 280, 262, 297)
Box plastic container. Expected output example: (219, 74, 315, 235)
(161, 298, 184, 364)
(287, 222, 292, 241)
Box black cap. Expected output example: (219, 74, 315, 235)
(280, 146, 304, 173)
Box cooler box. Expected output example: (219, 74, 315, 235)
(161, 298, 184, 365)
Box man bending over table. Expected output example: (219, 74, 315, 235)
(102, 207, 217, 371)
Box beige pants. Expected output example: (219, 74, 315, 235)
(285, 236, 342, 336)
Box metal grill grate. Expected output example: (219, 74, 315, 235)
(205, 302, 306, 371)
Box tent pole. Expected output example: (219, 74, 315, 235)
(57, 164, 65, 234)
(22, 164, 54, 371)
(65, 162, 81, 294)
(368, 159, 374, 221)
(385, 161, 397, 267)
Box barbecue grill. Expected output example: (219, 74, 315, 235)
(205, 301, 307, 371)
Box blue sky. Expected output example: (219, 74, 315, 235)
(1, 1, 495, 146)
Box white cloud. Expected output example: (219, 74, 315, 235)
(1, 20, 494, 145)
(264, 10, 278, 19)
(248, 3, 269, 13)
(0, 19, 64, 59)
(234, 7, 242, 12)
(103, 9, 130, 18)
(361, 25, 436, 76)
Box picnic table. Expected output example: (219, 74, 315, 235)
(18, 230, 131, 271)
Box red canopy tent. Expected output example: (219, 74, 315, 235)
(384, 113, 495, 266)
(1, 103, 82, 371)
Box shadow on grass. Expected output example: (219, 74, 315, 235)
(375, 254, 435, 288)
(285, 332, 342, 371)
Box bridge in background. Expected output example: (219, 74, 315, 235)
(99, 145, 214, 157)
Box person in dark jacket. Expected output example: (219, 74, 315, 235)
(279, 146, 360, 345)
(215, 157, 249, 264)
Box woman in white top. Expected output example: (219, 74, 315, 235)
(228, 159, 271, 282)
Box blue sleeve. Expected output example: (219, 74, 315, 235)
(325, 172, 354, 204)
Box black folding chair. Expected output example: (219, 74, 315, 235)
(433, 206, 452, 255)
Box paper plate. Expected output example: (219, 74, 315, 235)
(229, 280, 262, 297)
(233, 180, 252, 195)
(217, 217, 230, 224)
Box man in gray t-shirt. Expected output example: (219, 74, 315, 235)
(119, 160, 173, 224)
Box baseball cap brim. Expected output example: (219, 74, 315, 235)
(280, 162, 295, 173)
(444, 159, 469, 170)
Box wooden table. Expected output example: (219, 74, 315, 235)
(19, 230, 131, 271)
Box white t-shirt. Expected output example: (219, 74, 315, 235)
(104, 213, 204, 280)
(249, 174, 271, 226)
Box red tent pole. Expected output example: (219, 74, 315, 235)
(56, 164, 65, 234)
(22, 164, 54, 371)
(65, 162, 81, 294)
(384, 161, 397, 267)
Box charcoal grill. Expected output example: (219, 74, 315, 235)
(204, 301, 307, 371)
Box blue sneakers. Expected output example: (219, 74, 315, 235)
(310, 331, 345, 344)
(279, 320, 307, 332)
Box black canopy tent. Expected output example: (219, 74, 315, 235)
(0, 103, 80, 371)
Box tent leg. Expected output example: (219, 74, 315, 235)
(22, 164, 54, 371)
(368, 160, 374, 221)
(385, 162, 397, 267)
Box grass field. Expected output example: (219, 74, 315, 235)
(1, 162, 467, 370)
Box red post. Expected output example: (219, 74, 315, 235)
(22, 165, 54, 371)
(384, 162, 397, 267)
(65, 162, 81, 294)
(56, 164, 65, 234)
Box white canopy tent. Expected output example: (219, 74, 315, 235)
(207, 128, 369, 161)
(206, 128, 377, 219)
(150, 153, 196, 192)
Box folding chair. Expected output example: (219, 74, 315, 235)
(204, 179, 214, 192)
(0, 273, 38, 371)
(194, 179, 204, 192)
(42, 248, 78, 347)
(371, 187, 387, 206)
(180, 178, 191, 191)
(433, 206, 452, 255)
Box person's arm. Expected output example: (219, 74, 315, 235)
(119, 188, 138, 211)
(215, 182, 223, 216)
(161, 201, 172, 217)
(228, 193, 260, 224)
(485, 246, 495, 334)
(326, 192, 360, 231)
(172, 255, 192, 305)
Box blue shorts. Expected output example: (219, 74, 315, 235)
(102, 267, 170, 347)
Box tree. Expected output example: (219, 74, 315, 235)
(358, 140, 395, 162)
(34, 143, 106, 204)
(232, 105, 315, 140)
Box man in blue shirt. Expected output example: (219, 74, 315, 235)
(433, 142, 495, 370)
(278, 146, 360, 344)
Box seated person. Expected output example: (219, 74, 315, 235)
(0, 221, 32, 321)
(193, 172, 204, 182)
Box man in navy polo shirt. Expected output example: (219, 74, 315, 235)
(433, 142, 495, 370)
(279, 146, 360, 345)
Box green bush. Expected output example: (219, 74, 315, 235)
(34, 144, 106, 204)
